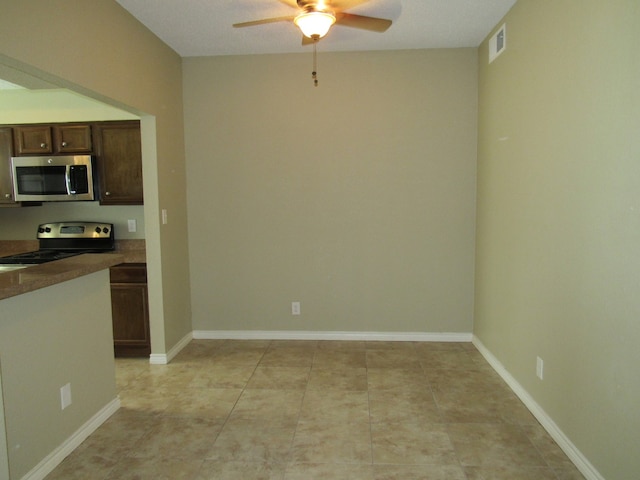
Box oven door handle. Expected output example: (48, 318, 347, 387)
(65, 165, 74, 194)
(66, 165, 78, 194)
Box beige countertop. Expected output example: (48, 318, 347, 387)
(0, 253, 125, 301)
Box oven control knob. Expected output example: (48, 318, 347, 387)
(38, 227, 45, 233)
(103, 227, 109, 235)
(45, 227, 52, 233)
(95, 227, 102, 234)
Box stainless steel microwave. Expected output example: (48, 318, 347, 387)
(11, 155, 95, 201)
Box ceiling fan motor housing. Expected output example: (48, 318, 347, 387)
(298, 0, 329, 13)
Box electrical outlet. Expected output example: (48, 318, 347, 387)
(536, 356, 544, 380)
(161, 209, 168, 225)
(291, 301, 301, 315)
(60, 383, 72, 410)
(127, 219, 137, 232)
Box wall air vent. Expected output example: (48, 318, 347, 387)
(489, 24, 506, 63)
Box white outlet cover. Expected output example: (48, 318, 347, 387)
(536, 356, 544, 380)
(60, 383, 72, 410)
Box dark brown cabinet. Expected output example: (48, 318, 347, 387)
(0, 127, 42, 207)
(0, 127, 15, 204)
(13, 124, 92, 155)
(54, 124, 93, 153)
(13, 125, 53, 154)
(110, 263, 150, 357)
(94, 121, 143, 205)
(0, 120, 143, 206)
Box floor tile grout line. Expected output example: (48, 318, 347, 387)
(203, 340, 271, 460)
(47, 340, 582, 479)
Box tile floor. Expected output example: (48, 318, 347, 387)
(45, 340, 585, 479)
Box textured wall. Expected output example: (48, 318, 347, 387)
(184, 49, 478, 335)
(475, 1, 640, 478)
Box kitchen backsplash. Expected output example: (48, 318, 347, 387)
(0, 202, 145, 240)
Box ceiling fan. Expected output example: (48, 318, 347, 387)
(233, 0, 393, 44)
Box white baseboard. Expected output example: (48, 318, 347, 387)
(472, 335, 604, 480)
(192, 330, 472, 342)
(149, 331, 193, 365)
(20, 397, 120, 480)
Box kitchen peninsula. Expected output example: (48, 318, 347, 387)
(0, 253, 123, 479)
(0, 253, 123, 300)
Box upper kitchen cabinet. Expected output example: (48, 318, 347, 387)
(0, 127, 16, 204)
(1, 120, 143, 206)
(0, 127, 42, 207)
(94, 121, 143, 205)
(13, 123, 92, 155)
(54, 124, 93, 153)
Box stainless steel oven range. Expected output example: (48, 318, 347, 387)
(0, 221, 114, 272)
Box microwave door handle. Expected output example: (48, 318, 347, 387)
(66, 165, 77, 194)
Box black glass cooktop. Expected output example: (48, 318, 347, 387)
(0, 250, 90, 265)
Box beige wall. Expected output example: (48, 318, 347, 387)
(0, 89, 138, 124)
(0, 203, 145, 241)
(0, 0, 192, 354)
(184, 49, 478, 334)
(475, 1, 640, 478)
(0, 271, 117, 479)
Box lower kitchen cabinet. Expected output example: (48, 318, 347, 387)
(110, 263, 150, 357)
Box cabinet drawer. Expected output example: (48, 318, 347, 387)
(110, 263, 147, 283)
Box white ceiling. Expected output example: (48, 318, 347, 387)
(115, 0, 517, 57)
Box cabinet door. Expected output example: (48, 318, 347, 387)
(94, 122, 143, 205)
(110, 263, 150, 357)
(0, 128, 16, 204)
(13, 125, 53, 154)
(53, 125, 92, 153)
(111, 283, 151, 357)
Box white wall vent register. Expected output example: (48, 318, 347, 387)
(489, 23, 507, 63)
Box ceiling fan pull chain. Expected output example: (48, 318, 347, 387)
(312, 38, 318, 87)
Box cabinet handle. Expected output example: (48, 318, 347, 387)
(40, 143, 47, 148)
(61, 141, 68, 147)
(105, 192, 111, 196)
(4, 193, 11, 199)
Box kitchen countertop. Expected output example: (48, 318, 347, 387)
(0, 239, 145, 263)
(0, 253, 124, 301)
(114, 239, 146, 263)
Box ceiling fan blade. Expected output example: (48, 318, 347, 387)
(329, 0, 371, 10)
(233, 16, 296, 28)
(278, 0, 299, 8)
(335, 12, 392, 32)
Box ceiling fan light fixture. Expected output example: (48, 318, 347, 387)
(294, 11, 336, 38)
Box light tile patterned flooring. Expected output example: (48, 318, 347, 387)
(46, 340, 585, 479)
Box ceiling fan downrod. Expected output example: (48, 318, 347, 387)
(312, 35, 319, 87)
